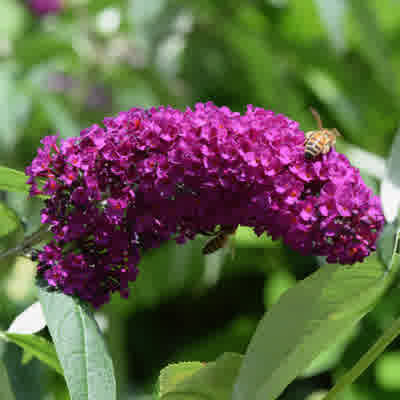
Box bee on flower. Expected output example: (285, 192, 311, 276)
(304, 108, 341, 160)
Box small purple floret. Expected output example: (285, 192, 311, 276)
(26, 102, 385, 307)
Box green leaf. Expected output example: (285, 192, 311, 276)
(0, 0, 25, 40)
(233, 257, 394, 400)
(0, 166, 30, 194)
(159, 353, 242, 400)
(381, 128, 400, 222)
(8, 301, 46, 334)
(38, 288, 117, 400)
(347, 0, 399, 105)
(234, 226, 274, 248)
(0, 359, 16, 400)
(0, 66, 31, 153)
(378, 223, 398, 269)
(0, 201, 24, 275)
(21, 350, 34, 365)
(0, 201, 23, 243)
(302, 323, 360, 377)
(14, 34, 76, 68)
(375, 351, 400, 391)
(159, 362, 205, 396)
(323, 257, 400, 400)
(0, 331, 63, 375)
(303, 69, 364, 137)
(314, 0, 347, 52)
(39, 94, 80, 139)
(264, 269, 296, 307)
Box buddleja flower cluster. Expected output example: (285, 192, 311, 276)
(26, 102, 384, 307)
(27, 0, 63, 17)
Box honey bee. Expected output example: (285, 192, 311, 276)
(304, 108, 341, 160)
(202, 225, 237, 255)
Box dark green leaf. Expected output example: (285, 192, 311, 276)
(0, 331, 63, 375)
(348, 0, 399, 104)
(0, 358, 16, 400)
(38, 288, 116, 400)
(21, 350, 34, 365)
(233, 257, 393, 400)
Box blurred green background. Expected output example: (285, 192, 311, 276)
(1, 0, 400, 399)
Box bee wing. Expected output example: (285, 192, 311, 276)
(304, 131, 314, 142)
(332, 128, 342, 137)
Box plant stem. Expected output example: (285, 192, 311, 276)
(323, 230, 400, 399)
(323, 314, 400, 400)
(0, 226, 51, 261)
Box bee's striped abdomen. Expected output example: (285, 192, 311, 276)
(305, 139, 323, 159)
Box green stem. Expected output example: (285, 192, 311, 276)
(0, 226, 51, 262)
(323, 230, 400, 400)
(323, 315, 400, 400)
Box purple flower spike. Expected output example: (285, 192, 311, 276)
(27, 102, 385, 307)
(27, 0, 63, 16)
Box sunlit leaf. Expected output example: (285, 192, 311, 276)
(264, 269, 296, 307)
(8, 301, 46, 334)
(0, 166, 29, 194)
(38, 288, 116, 400)
(375, 351, 400, 391)
(233, 257, 395, 400)
(159, 362, 204, 396)
(14, 34, 76, 67)
(346, 144, 386, 181)
(159, 353, 242, 400)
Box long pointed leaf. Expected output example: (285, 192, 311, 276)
(0, 359, 16, 400)
(159, 353, 243, 400)
(233, 256, 396, 400)
(381, 128, 400, 222)
(38, 288, 116, 400)
(0, 331, 62, 375)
